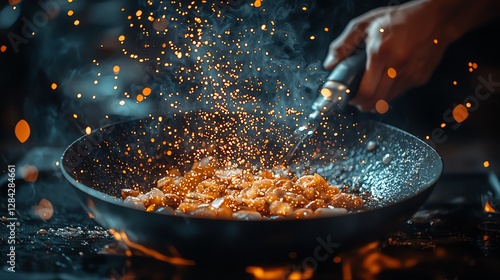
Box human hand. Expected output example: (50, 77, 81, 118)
(323, 0, 500, 112)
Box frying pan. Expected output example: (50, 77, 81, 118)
(60, 110, 442, 265)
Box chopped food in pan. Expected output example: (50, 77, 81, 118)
(122, 157, 363, 220)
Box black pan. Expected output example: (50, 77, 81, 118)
(60, 111, 442, 265)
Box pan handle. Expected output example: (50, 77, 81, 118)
(324, 50, 367, 97)
(312, 50, 367, 116)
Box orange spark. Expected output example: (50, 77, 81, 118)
(375, 100, 389, 114)
(15, 119, 30, 143)
(452, 104, 468, 123)
(387, 67, 397, 78)
(142, 87, 152, 96)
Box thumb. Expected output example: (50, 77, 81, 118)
(323, 21, 368, 70)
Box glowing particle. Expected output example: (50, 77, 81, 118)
(472, 62, 478, 69)
(261, 24, 267, 31)
(324, 27, 329, 32)
(465, 102, 472, 108)
(302, 6, 307, 11)
(153, 18, 169, 31)
(85, 126, 92, 135)
(452, 104, 468, 123)
(51, 83, 58, 90)
(375, 100, 389, 114)
(379, 28, 384, 33)
(387, 67, 397, 78)
(34, 199, 54, 221)
(320, 87, 332, 98)
(73, 114, 78, 119)
(73, 19, 80, 26)
(484, 161, 490, 168)
(150, 138, 155, 143)
(21, 164, 38, 183)
(55, 161, 60, 166)
(333, 256, 341, 263)
(440, 123, 446, 128)
(433, 39, 438, 44)
(142, 87, 152, 96)
(119, 100, 125, 106)
(118, 35, 126, 42)
(137, 94, 144, 102)
(67, 0, 73, 2)
(15, 119, 30, 143)
(67, 10, 74, 16)
(76, 93, 82, 98)
(309, 35, 315, 40)
(177, 52, 182, 59)
(453, 80, 457, 85)
(113, 65, 120, 74)
(0, 45, 6, 52)
(136, 10, 142, 17)
(253, 0, 261, 8)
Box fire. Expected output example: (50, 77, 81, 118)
(484, 199, 496, 213)
(246, 265, 314, 280)
(108, 229, 195, 266)
(342, 241, 419, 279)
(15, 119, 30, 143)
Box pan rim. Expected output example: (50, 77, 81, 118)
(60, 113, 443, 223)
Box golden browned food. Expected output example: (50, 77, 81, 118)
(122, 157, 363, 220)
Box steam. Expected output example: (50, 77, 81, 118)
(20, 0, 337, 148)
(132, 0, 328, 121)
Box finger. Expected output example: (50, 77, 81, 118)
(384, 70, 414, 103)
(323, 21, 369, 69)
(348, 44, 386, 109)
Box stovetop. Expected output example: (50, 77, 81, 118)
(1, 170, 500, 280)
